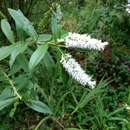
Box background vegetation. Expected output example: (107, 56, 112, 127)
(0, 0, 130, 130)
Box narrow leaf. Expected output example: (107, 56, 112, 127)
(8, 8, 38, 41)
(9, 42, 27, 67)
(0, 97, 17, 111)
(78, 88, 103, 109)
(26, 100, 52, 114)
(37, 34, 52, 43)
(0, 45, 15, 61)
(42, 52, 55, 74)
(1, 19, 15, 43)
(0, 88, 13, 100)
(29, 44, 48, 70)
(51, 14, 61, 40)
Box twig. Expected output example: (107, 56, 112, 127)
(34, 116, 51, 130)
(1, 70, 22, 100)
(52, 117, 65, 129)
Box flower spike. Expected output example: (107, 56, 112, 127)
(60, 53, 96, 89)
(64, 32, 108, 50)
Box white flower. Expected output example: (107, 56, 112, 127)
(64, 32, 108, 50)
(124, 103, 130, 110)
(126, 8, 130, 14)
(60, 53, 96, 88)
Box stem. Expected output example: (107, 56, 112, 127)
(3, 0, 8, 16)
(57, 47, 64, 55)
(34, 116, 51, 130)
(34, 116, 65, 130)
(71, 107, 78, 115)
(52, 117, 64, 129)
(1, 71, 22, 100)
(37, 41, 67, 48)
(0, 11, 6, 18)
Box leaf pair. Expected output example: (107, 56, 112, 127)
(8, 8, 38, 41)
(1, 8, 38, 43)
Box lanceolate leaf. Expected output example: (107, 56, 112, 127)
(1, 19, 15, 43)
(51, 14, 61, 40)
(0, 97, 17, 111)
(0, 45, 15, 61)
(26, 100, 52, 114)
(42, 52, 55, 74)
(29, 44, 48, 70)
(37, 34, 52, 43)
(9, 42, 27, 67)
(8, 8, 38, 41)
(78, 88, 103, 109)
(0, 88, 13, 100)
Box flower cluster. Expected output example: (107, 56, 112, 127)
(64, 32, 108, 50)
(59, 32, 108, 88)
(60, 53, 96, 89)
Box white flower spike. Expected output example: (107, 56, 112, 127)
(60, 53, 96, 89)
(64, 32, 108, 50)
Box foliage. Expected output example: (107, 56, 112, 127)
(0, 0, 130, 130)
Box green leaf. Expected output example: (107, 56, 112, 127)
(0, 45, 15, 61)
(42, 52, 55, 74)
(0, 97, 17, 111)
(73, 88, 103, 114)
(1, 19, 15, 43)
(26, 100, 52, 114)
(78, 88, 103, 109)
(72, 80, 108, 113)
(0, 88, 13, 100)
(10, 54, 29, 74)
(37, 34, 52, 43)
(9, 42, 27, 67)
(51, 14, 61, 40)
(8, 8, 38, 41)
(108, 107, 125, 118)
(29, 44, 48, 70)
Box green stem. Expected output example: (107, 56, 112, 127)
(0, 11, 6, 19)
(71, 107, 78, 115)
(1, 70, 22, 100)
(34, 116, 65, 130)
(52, 117, 64, 129)
(34, 116, 51, 130)
(37, 41, 66, 48)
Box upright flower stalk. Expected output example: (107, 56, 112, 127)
(60, 53, 96, 89)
